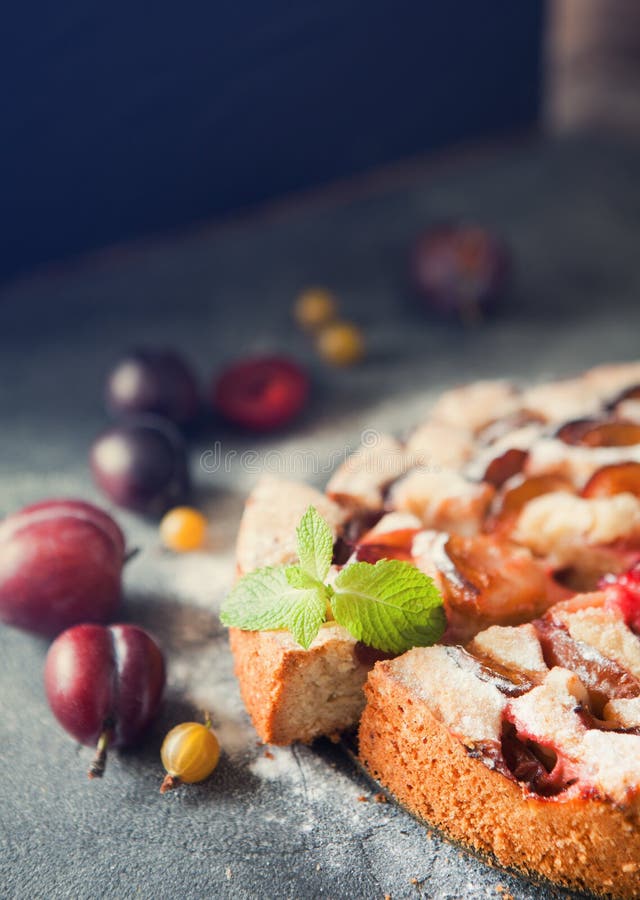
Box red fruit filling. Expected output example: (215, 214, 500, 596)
(483, 448, 528, 488)
(535, 616, 640, 714)
(582, 462, 640, 499)
(600, 563, 640, 634)
(487, 474, 574, 532)
(354, 528, 419, 564)
(353, 642, 396, 667)
(608, 383, 640, 410)
(499, 723, 577, 798)
(557, 419, 640, 447)
(445, 645, 534, 697)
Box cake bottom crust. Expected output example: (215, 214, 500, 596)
(359, 663, 640, 899)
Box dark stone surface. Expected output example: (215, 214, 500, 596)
(1, 135, 638, 899)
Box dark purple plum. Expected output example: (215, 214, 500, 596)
(105, 348, 200, 426)
(44, 623, 166, 777)
(0, 499, 125, 636)
(411, 223, 511, 321)
(90, 416, 189, 516)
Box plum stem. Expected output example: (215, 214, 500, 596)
(88, 730, 110, 779)
(124, 547, 140, 565)
(160, 774, 180, 794)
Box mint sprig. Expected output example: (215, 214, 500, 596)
(220, 505, 445, 652)
(295, 505, 333, 583)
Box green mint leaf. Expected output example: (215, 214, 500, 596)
(296, 505, 334, 583)
(221, 508, 445, 654)
(285, 564, 323, 591)
(220, 567, 300, 631)
(286, 588, 327, 650)
(220, 566, 327, 649)
(331, 559, 446, 655)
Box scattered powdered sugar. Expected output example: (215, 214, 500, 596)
(202, 684, 255, 758)
(166, 626, 255, 759)
(249, 746, 300, 782)
(128, 545, 235, 611)
(249, 743, 366, 806)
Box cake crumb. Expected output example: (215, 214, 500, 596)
(384, 894, 391, 900)
(225, 868, 232, 880)
(316, 863, 321, 871)
(357, 795, 368, 803)
(264, 749, 274, 760)
(374, 792, 388, 804)
(495, 891, 513, 900)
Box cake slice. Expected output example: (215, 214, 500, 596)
(229, 624, 369, 745)
(359, 590, 640, 898)
(230, 476, 371, 744)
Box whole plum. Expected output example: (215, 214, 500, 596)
(45, 623, 166, 777)
(0, 499, 125, 636)
(105, 348, 200, 427)
(91, 416, 189, 516)
(412, 223, 511, 320)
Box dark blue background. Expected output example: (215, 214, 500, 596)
(1, 2, 544, 282)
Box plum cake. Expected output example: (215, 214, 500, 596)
(229, 360, 640, 747)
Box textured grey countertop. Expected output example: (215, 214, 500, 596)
(2, 136, 639, 900)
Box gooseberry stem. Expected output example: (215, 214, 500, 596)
(160, 774, 180, 794)
(88, 730, 110, 779)
(203, 711, 213, 730)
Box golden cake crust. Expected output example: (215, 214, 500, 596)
(359, 661, 640, 899)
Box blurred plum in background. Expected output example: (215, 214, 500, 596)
(212, 356, 309, 432)
(105, 349, 201, 427)
(91, 417, 189, 516)
(411, 224, 512, 322)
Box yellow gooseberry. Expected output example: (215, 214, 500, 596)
(160, 720, 221, 793)
(316, 321, 365, 367)
(294, 287, 338, 331)
(160, 506, 208, 552)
